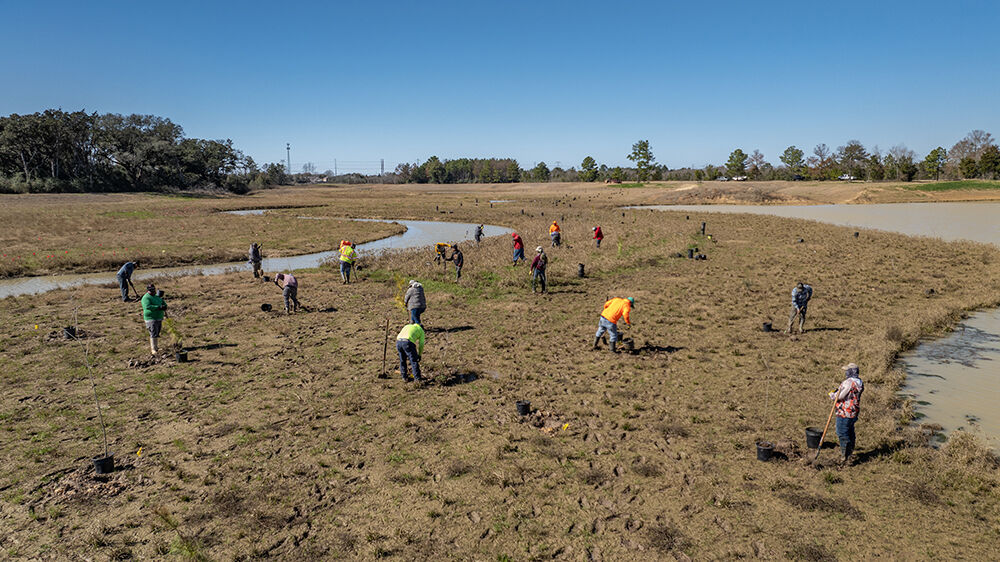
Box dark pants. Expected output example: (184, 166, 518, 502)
(532, 270, 547, 293)
(409, 307, 424, 325)
(117, 274, 130, 301)
(595, 238, 602, 248)
(513, 247, 524, 263)
(340, 261, 352, 283)
(397, 339, 422, 380)
(251, 259, 262, 278)
(835, 415, 857, 458)
(788, 304, 807, 332)
(455, 265, 462, 281)
(283, 285, 300, 311)
(550, 232, 561, 247)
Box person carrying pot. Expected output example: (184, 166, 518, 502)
(592, 226, 604, 248)
(248, 243, 263, 279)
(404, 279, 426, 325)
(786, 282, 813, 333)
(141, 283, 167, 355)
(116, 261, 140, 301)
(530, 246, 548, 294)
(549, 221, 561, 247)
(828, 363, 864, 465)
(594, 297, 633, 353)
(273, 273, 300, 314)
(511, 232, 525, 264)
(396, 322, 426, 383)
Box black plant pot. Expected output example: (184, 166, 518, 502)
(756, 441, 773, 462)
(63, 326, 76, 339)
(176, 351, 188, 363)
(762, 322, 773, 332)
(93, 454, 114, 474)
(805, 427, 823, 449)
(261, 303, 272, 312)
(516, 400, 531, 416)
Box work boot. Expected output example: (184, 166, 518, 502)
(610, 341, 619, 354)
(592, 336, 601, 350)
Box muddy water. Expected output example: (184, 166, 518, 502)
(632, 201, 1000, 448)
(0, 218, 511, 298)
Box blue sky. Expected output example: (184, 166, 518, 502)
(2, 0, 998, 173)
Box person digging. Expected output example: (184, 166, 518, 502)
(141, 283, 167, 355)
(249, 242, 263, 279)
(273, 273, 300, 314)
(396, 322, 426, 383)
(594, 297, 633, 353)
(786, 282, 813, 333)
(116, 261, 140, 301)
(530, 246, 548, 294)
(828, 362, 864, 465)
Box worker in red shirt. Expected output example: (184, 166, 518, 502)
(592, 226, 604, 248)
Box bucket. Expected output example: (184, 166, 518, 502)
(805, 427, 823, 449)
(176, 351, 188, 363)
(261, 303, 272, 312)
(623, 338, 635, 353)
(516, 400, 531, 416)
(756, 441, 773, 462)
(577, 263, 585, 278)
(63, 326, 76, 339)
(93, 454, 114, 475)
(762, 322, 773, 332)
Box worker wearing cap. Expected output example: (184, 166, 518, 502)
(474, 224, 484, 245)
(404, 280, 426, 325)
(140, 283, 167, 355)
(396, 323, 426, 383)
(594, 297, 633, 353)
(447, 244, 464, 281)
(511, 232, 525, 264)
(116, 261, 140, 301)
(829, 363, 864, 464)
(248, 243, 263, 279)
(592, 226, 604, 248)
(787, 282, 813, 333)
(339, 241, 357, 284)
(549, 221, 561, 247)
(530, 246, 548, 293)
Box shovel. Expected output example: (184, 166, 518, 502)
(128, 279, 140, 300)
(813, 399, 838, 461)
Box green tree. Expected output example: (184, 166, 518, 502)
(836, 140, 868, 178)
(922, 147, 947, 180)
(866, 151, 885, 181)
(980, 145, 1000, 179)
(580, 156, 598, 182)
(726, 149, 748, 177)
(958, 156, 979, 178)
(423, 156, 446, 183)
(627, 140, 654, 181)
(531, 162, 550, 182)
(779, 146, 805, 177)
(610, 166, 624, 182)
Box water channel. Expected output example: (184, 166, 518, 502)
(0, 215, 511, 299)
(631, 202, 1000, 449)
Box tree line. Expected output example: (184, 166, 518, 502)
(0, 109, 288, 194)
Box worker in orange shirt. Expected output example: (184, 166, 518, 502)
(594, 297, 634, 353)
(549, 221, 561, 247)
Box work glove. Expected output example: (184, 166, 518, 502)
(828, 390, 838, 400)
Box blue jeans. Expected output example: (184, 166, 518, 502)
(409, 307, 425, 325)
(340, 261, 351, 283)
(117, 274, 129, 301)
(595, 316, 619, 343)
(397, 339, 422, 380)
(513, 247, 524, 263)
(531, 270, 547, 293)
(835, 416, 857, 457)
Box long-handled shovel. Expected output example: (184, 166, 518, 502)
(814, 400, 838, 461)
(128, 279, 140, 300)
(380, 317, 390, 378)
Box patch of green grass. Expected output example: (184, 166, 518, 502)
(903, 180, 1000, 191)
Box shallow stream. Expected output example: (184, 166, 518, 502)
(0, 215, 511, 299)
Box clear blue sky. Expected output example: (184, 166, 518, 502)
(2, 0, 998, 173)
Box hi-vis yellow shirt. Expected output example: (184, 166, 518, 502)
(339, 245, 357, 263)
(396, 323, 425, 355)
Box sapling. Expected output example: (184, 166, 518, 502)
(163, 318, 183, 353)
(70, 310, 109, 461)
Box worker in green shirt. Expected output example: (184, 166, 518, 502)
(140, 283, 167, 355)
(396, 323, 425, 383)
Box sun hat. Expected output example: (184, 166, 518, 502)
(536, 246, 543, 252)
(627, 297, 635, 307)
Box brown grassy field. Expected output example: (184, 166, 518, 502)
(2, 185, 1000, 560)
(0, 190, 404, 278)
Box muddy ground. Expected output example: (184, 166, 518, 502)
(2, 185, 1000, 560)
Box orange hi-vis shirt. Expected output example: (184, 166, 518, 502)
(549, 222, 560, 233)
(601, 298, 631, 325)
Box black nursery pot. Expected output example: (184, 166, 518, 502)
(516, 401, 531, 416)
(261, 303, 272, 312)
(176, 351, 188, 363)
(805, 427, 823, 449)
(756, 441, 773, 462)
(63, 326, 76, 339)
(762, 322, 773, 332)
(93, 454, 114, 475)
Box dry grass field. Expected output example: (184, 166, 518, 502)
(2, 184, 1000, 560)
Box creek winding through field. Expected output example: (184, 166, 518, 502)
(0, 214, 511, 299)
(630, 201, 1000, 450)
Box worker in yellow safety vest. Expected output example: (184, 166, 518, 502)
(339, 241, 357, 284)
